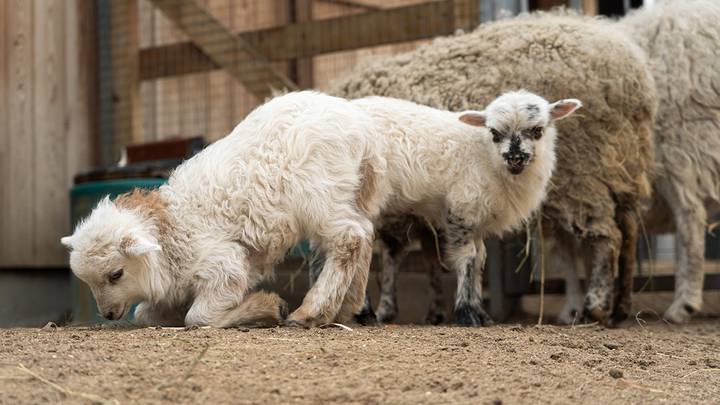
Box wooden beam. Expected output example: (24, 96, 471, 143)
(140, 0, 455, 81)
(149, 0, 297, 99)
(582, 0, 597, 15)
(316, 0, 382, 11)
(290, 0, 314, 89)
(110, 0, 142, 156)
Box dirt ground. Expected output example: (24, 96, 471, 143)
(1, 320, 719, 404)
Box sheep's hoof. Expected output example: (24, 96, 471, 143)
(609, 302, 630, 326)
(425, 311, 446, 325)
(354, 307, 379, 326)
(454, 305, 493, 327)
(663, 300, 698, 324)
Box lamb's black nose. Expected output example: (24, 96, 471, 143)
(104, 311, 115, 320)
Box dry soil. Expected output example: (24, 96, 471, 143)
(1, 320, 719, 404)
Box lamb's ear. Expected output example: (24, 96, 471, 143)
(120, 233, 161, 257)
(458, 110, 487, 127)
(549, 99, 582, 121)
(61, 236, 74, 250)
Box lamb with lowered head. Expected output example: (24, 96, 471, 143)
(61, 91, 388, 328)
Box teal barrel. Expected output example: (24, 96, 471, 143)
(69, 179, 166, 324)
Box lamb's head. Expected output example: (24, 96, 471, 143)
(459, 90, 581, 175)
(61, 196, 162, 321)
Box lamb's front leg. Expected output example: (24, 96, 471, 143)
(444, 215, 492, 326)
(288, 217, 374, 327)
(184, 243, 286, 328)
(133, 302, 185, 327)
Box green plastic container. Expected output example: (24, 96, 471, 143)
(70, 179, 166, 324)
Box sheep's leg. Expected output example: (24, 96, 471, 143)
(444, 214, 492, 326)
(611, 208, 638, 325)
(133, 302, 185, 327)
(658, 179, 707, 323)
(553, 241, 585, 325)
(419, 229, 447, 325)
(336, 236, 374, 324)
(375, 233, 408, 323)
(288, 217, 373, 327)
(583, 236, 620, 324)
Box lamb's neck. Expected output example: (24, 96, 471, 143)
(490, 141, 556, 234)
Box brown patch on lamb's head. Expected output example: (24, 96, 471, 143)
(60, 193, 166, 321)
(115, 188, 172, 237)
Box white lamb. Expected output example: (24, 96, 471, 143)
(61, 91, 388, 328)
(309, 91, 582, 325)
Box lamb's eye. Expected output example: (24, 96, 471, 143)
(109, 269, 124, 284)
(490, 128, 503, 143)
(526, 126, 543, 140)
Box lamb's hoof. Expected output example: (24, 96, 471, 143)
(584, 305, 610, 324)
(455, 305, 493, 327)
(557, 307, 580, 325)
(425, 311, 446, 325)
(664, 301, 698, 324)
(375, 306, 397, 325)
(354, 307, 379, 326)
(285, 311, 319, 328)
(278, 299, 289, 320)
(284, 319, 311, 329)
(609, 304, 630, 326)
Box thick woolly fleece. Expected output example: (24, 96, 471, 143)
(333, 12, 658, 322)
(619, 0, 720, 323)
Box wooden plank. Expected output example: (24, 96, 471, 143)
(111, 0, 143, 146)
(3, 0, 35, 266)
(139, 0, 157, 139)
(453, 0, 479, 32)
(65, 0, 98, 197)
(290, 0, 314, 89)
(205, 0, 232, 140)
(0, 0, 7, 265)
(139, 0, 455, 80)
(149, 0, 297, 99)
(153, 5, 182, 140)
(582, 0, 597, 15)
(33, 0, 67, 266)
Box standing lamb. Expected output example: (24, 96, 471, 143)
(61, 91, 387, 328)
(333, 13, 657, 324)
(311, 91, 581, 326)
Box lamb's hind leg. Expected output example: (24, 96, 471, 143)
(375, 233, 408, 323)
(419, 228, 447, 325)
(288, 215, 374, 327)
(658, 179, 707, 323)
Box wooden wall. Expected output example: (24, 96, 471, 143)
(136, 0, 429, 142)
(0, 0, 97, 267)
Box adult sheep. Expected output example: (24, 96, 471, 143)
(333, 13, 657, 324)
(616, 0, 720, 323)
